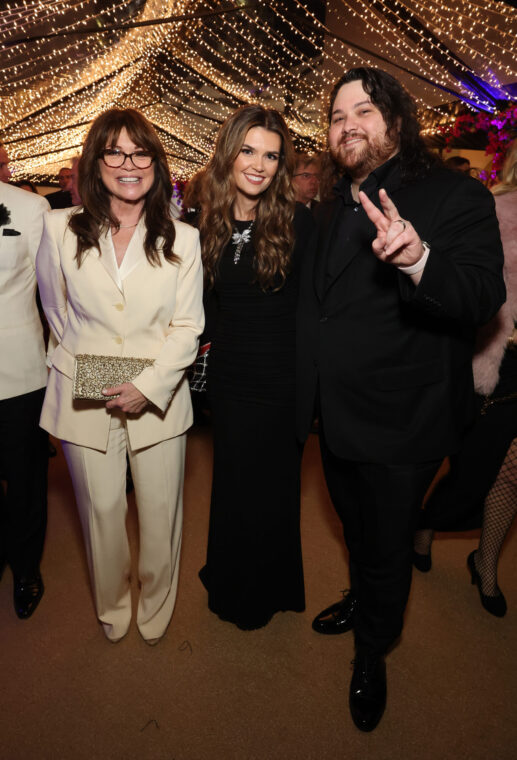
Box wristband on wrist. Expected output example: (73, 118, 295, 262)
(398, 241, 430, 275)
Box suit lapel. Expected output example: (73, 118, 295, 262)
(96, 229, 123, 293)
(95, 219, 145, 294)
(314, 199, 340, 302)
(120, 219, 146, 282)
(321, 166, 405, 299)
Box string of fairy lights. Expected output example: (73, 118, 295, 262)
(0, 0, 515, 182)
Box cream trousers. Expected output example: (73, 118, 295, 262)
(62, 412, 186, 642)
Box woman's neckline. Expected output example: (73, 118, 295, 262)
(232, 218, 254, 226)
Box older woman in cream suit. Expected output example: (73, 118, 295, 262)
(36, 108, 204, 644)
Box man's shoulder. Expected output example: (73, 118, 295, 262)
(0, 182, 50, 218)
(398, 166, 494, 209)
(405, 165, 488, 192)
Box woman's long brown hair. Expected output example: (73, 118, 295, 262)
(69, 108, 178, 266)
(199, 104, 296, 290)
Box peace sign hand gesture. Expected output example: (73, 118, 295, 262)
(359, 188, 425, 269)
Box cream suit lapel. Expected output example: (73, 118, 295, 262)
(96, 218, 146, 292)
(97, 228, 123, 293)
(118, 218, 146, 283)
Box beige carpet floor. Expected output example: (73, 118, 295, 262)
(1, 427, 516, 760)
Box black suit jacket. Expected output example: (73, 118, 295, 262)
(46, 189, 72, 210)
(296, 163, 506, 464)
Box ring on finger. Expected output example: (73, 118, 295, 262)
(394, 219, 406, 230)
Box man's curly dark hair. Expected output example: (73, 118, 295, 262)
(328, 67, 440, 181)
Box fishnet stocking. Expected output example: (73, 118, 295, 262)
(413, 527, 433, 556)
(475, 437, 517, 596)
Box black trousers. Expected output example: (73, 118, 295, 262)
(319, 431, 440, 655)
(0, 387, 48, 578)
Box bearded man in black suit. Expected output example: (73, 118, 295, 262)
(296, 67, 506, 732)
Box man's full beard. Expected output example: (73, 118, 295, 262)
(330, 129, 399, 180)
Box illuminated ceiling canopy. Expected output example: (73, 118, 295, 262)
(1, 0, 516, 182)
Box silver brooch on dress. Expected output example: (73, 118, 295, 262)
(232, 221, 254, 264)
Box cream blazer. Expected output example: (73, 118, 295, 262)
(36, 208, 204, 452)
(0, 182, 50, 400)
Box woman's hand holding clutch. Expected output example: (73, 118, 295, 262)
(102, 382, 149, 413)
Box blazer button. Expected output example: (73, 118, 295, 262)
(114, 336, 123, 345)
(115, 303, 124, 311)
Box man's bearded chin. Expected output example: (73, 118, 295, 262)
(330, 131, 399, 179)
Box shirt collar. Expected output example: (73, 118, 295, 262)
(334, 153, 401, 204)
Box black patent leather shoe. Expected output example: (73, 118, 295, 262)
(349, 652, 387, 732)
(13, 572, 44, 619)
(413, 550, 432, 573)
(467, 551, 507, 617)
(312, 591, 357, 635)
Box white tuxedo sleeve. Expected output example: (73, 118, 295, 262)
(27, 194, 50, 267)
(36, 212, 69, 363)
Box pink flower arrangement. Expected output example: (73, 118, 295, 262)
(440, 104, 517, 183)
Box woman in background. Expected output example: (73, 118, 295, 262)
(36, 108, 204, 643)
(414, 140, 517, 616)
(196, 104, 313, 629)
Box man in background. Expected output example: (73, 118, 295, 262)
(293, 153, 320, 210)
(0, 181, 50, 618)
(46, 166, 73, 209)
(444, 155, 471, 173)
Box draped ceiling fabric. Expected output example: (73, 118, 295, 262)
(0, 0, 516, 182)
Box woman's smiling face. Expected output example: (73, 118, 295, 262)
(232, 126, 282, 201)
(98, 127, 155, 205)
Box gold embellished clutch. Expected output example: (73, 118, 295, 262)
(73, 354, 154, 400)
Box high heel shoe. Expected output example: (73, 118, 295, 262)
(413, 550, 432, 573)
(467, 551, 507, 617)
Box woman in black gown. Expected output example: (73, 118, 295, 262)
(196, 104, 314, 629)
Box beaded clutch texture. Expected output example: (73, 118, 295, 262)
(73, 354, 154, 400)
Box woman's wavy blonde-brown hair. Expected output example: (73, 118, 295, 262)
(199, 104, 296, 290)
(492, 139, 517, 196)
(69, 107, 177, 267)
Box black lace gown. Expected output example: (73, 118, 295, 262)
(199, 208, 313, 629)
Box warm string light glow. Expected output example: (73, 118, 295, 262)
(1, 0, 515, 182)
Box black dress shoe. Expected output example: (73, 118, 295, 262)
(312, 591, 357, 635)
(467, 550, 507, 617)
(413, 550, 432, 573)
(13, 572, 44, 619)
(349, 652, 387, 732)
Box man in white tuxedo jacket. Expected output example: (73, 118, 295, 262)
(0, 181, 50, 618)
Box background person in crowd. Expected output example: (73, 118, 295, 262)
(0, 142, 12, 183)
(46, 166, 73, 209)
(0, 181, 50, 618)
(13, 179, 38, 193)
(292, 152, 320, 209)
(69, 157, 81, 206)
(296, 67, 505, 732)
(180, 167, 206, 225)
(36, 108, 204, 644)
(317, 150, 341, 203)
(195, 104, 314, 630)
(414, 139, 517, 618)
(444, 155, 471, 173)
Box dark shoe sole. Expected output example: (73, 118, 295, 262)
(467, 551, 507, 617)
(413, 550, 432, 573)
